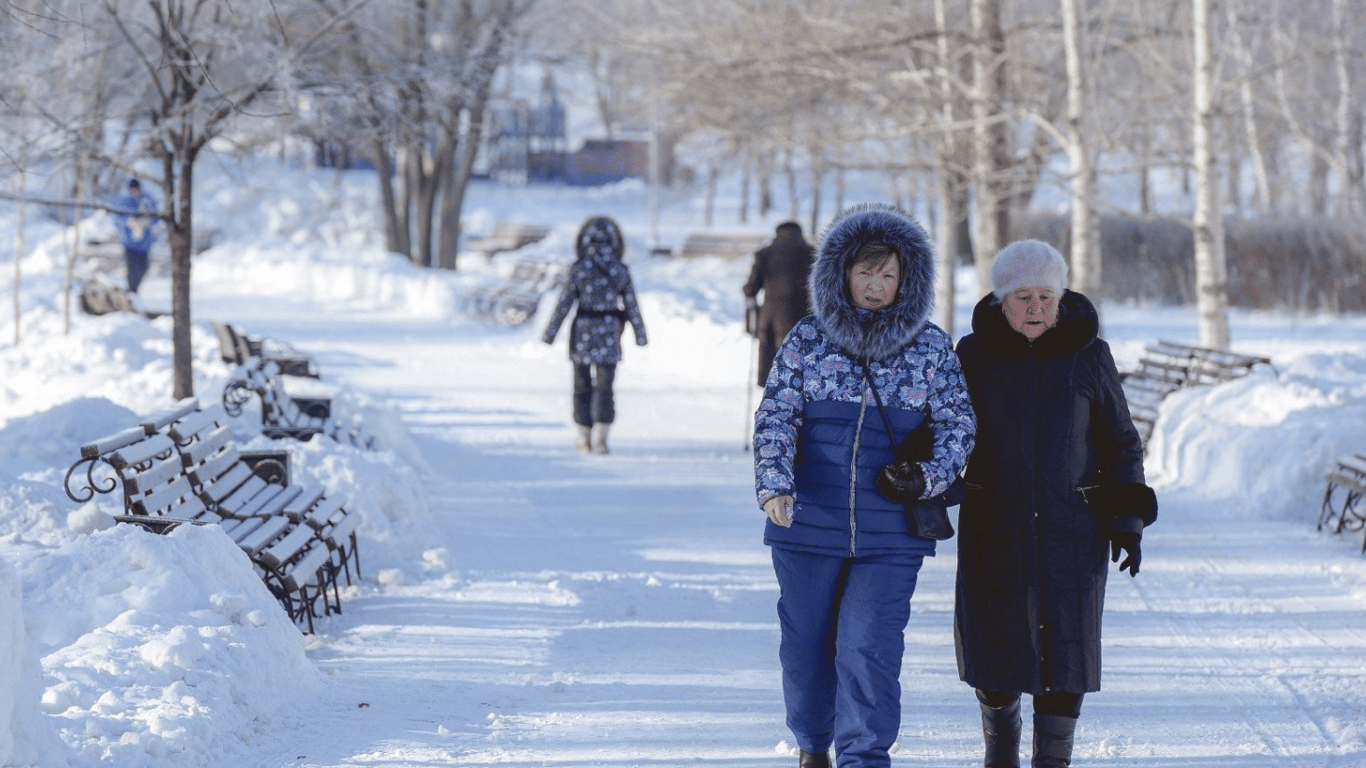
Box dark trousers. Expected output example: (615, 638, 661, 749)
(772, 546, 925, 767)
(572, 362, 616, 426)
(125, 249, 149, 293)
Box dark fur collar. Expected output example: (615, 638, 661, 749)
(968, 289, 1099, 361)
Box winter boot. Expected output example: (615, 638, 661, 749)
(1032, 712, 1078, 768)
(591, 423, 610, 454)
(575, 424, 592, 453)
(798, 748, 831, 768)
(978, 692, 1022, 767)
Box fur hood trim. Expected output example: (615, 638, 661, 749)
(809, 203, 936, 361)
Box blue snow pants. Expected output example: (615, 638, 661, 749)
(771, 545, 924, 767)
(125, 248, 149, 293)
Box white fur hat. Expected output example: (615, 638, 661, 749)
(990, 239, 1069, 299)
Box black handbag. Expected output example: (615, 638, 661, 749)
(863, 363, 963, 540)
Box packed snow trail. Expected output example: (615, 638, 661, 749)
(207, 295, 1366, 768)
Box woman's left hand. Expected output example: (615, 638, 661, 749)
(877, 461, 925, 502)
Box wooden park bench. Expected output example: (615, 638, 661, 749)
(1120, 339, 1273, 448)
(212, 320, 320, 378)
(223, 357, 375, 448)
(1319, 452, 1366, 553)
(467, 222, 551, 259)
(63, 398, 360, 631)
(465, 257, 566, 326)
(674, 232, 768, 261)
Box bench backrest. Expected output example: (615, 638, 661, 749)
(678, 233, 767, 260)
(109, 432, 221, 523)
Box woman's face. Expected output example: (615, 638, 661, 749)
(848, 257, 900, 310)
(1001, 286, 1060, 340)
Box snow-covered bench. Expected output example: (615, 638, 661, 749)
(1319, 452, 1366, 553)
(212, 320, 320, 379)
(467, 222, 551, 259)
(465, 257, 566, 326)
(1120, 339, 1273, 447)
(64, 398, 355, 632)
(674, 232, 767, 261)
(223, 358, 375, 448)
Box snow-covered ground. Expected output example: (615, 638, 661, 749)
(3, 154, 1366, 767)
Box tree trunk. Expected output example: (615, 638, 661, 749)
(704, 165, 718, 227)
(971, 0, 1010, 295)
(1229, 3, 1272, 211)
(1192, 0, 1230, 348)
(13, 168, 24, 346)
(739, 158, 751, 224)
(1331, 0, 1358, 213)
(168, 147, 198, 400)
(807, 161, 822, 236)
(1061, 0, 1101, 318)
(371, 139, 407, 256)
(439, 95, 490, 271)
(405, 144, 442, 268)
(933, 172, 960, 335)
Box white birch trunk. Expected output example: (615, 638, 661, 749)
(1332, 0, 1357, 213)
(1229, 4, 1273, 210)
(1193, 0, 1231, 348)
(12, 169, 24, 346)
(971, 0, 1006, 296)
(933, 0, 957, 334)
(1061, 0, 1100, 319)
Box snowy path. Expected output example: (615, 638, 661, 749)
(214, 299, 1366, 768)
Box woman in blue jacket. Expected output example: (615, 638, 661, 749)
(753, 203, 976, 768)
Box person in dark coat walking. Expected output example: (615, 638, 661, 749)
(542, 216, 648, 454)
(953, 240, 1157, 768)
(753, 204, 976, 768)
(744, 221, 815, 386)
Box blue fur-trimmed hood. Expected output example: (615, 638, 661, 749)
(809, 203, 936, 361)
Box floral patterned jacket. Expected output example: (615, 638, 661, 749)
(542, 253, 647, 364)
(753, 204, 975, 556)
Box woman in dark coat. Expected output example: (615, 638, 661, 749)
(743, 220, 815, 386)
(953, 240, 1157, 768)
(753, 204, 975, 768)
(542, 216, 648, 454)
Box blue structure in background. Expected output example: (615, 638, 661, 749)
(487, 73, 650, 187)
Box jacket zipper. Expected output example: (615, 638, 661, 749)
(848, 391, 869, 557)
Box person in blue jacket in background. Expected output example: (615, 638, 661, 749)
(753, 203, 976, 768)
(111, 179, 159, 293)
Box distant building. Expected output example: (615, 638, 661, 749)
(484, 72, 662, 187)
(564, 139, 649, 186)
(486, 72, 567, 184)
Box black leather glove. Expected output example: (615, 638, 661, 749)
(1110, 531, 1142, 577)
(877, 461, 925, 502)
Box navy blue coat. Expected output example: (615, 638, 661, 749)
(953, 290, 1147, 695)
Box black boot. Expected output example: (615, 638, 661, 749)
(798, 748, 831, 768)
(978, 692, 1022, 767)
(1032, 712, 1078, 767)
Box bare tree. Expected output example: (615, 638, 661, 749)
(93, 0, 356, 398)
(308, 0, 531, 270)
